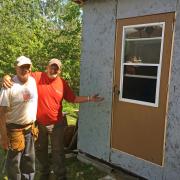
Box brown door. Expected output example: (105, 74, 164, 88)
(111, 13, 175, 165)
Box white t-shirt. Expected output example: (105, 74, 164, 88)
(0, 75, 38, 125)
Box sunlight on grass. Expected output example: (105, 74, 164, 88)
(66, 114, 77, 126)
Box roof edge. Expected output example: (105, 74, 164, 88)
(73, 0, 87, 5)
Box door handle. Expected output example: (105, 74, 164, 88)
(113, 85, 120, 96)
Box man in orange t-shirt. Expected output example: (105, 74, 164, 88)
(3, 58, 104, 180)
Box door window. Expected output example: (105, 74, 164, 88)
(120, 23, 165, 107)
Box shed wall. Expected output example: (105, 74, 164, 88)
(78, 0, 180, 179)
(78, 0, 117, 161)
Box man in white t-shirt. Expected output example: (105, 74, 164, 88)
(0, 56, 38, 180)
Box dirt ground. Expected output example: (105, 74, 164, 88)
(76, 154, 144, 180)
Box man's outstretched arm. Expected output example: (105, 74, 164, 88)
(2, 71, 35, 88)
(73, 94, 104, 103)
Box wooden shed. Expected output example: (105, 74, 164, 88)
(76, 0, 180, 179)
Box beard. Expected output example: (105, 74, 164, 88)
(48, 74, 58, 79)
(17, 74, 29, 83)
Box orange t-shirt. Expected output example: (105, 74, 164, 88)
(31, 72, 75, 125)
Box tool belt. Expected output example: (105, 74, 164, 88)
(7, 123, 39, 151)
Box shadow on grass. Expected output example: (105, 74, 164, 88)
(0, 148, 106, 180)
(65, 156, 107, 180)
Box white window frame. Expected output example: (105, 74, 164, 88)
(119, 22, 165, 107)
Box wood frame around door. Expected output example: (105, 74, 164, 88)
(111, 12, 175, 166)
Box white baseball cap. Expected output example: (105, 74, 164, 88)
(16, 56, 32, 66)
(48, 58, 62, 69)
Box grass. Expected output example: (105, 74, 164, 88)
(0, 149, 8, 180)
(66, 156, 107, 180)
(0, 148, 107, 180)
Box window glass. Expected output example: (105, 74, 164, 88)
(120, 23, 164, 106)
(122, 77, 157, 103)
(124, 25, 163, 64)
(124, 66, 158, 77)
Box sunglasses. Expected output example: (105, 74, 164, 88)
(49, 64, 59, 71)
(19, 64, 31, 70)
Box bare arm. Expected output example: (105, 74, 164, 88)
(73, 94, 104, 103)
(2, 75, 13, 88)
(0, 106, 9, 150)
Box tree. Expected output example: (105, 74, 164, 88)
(0, 0, 81, 93)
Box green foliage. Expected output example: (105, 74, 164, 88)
(0, 0, 81, 93)
(63, 100, 79, 115)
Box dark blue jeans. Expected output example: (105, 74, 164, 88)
(35, 122, 66, 180)
(6, 132, 35, 180)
